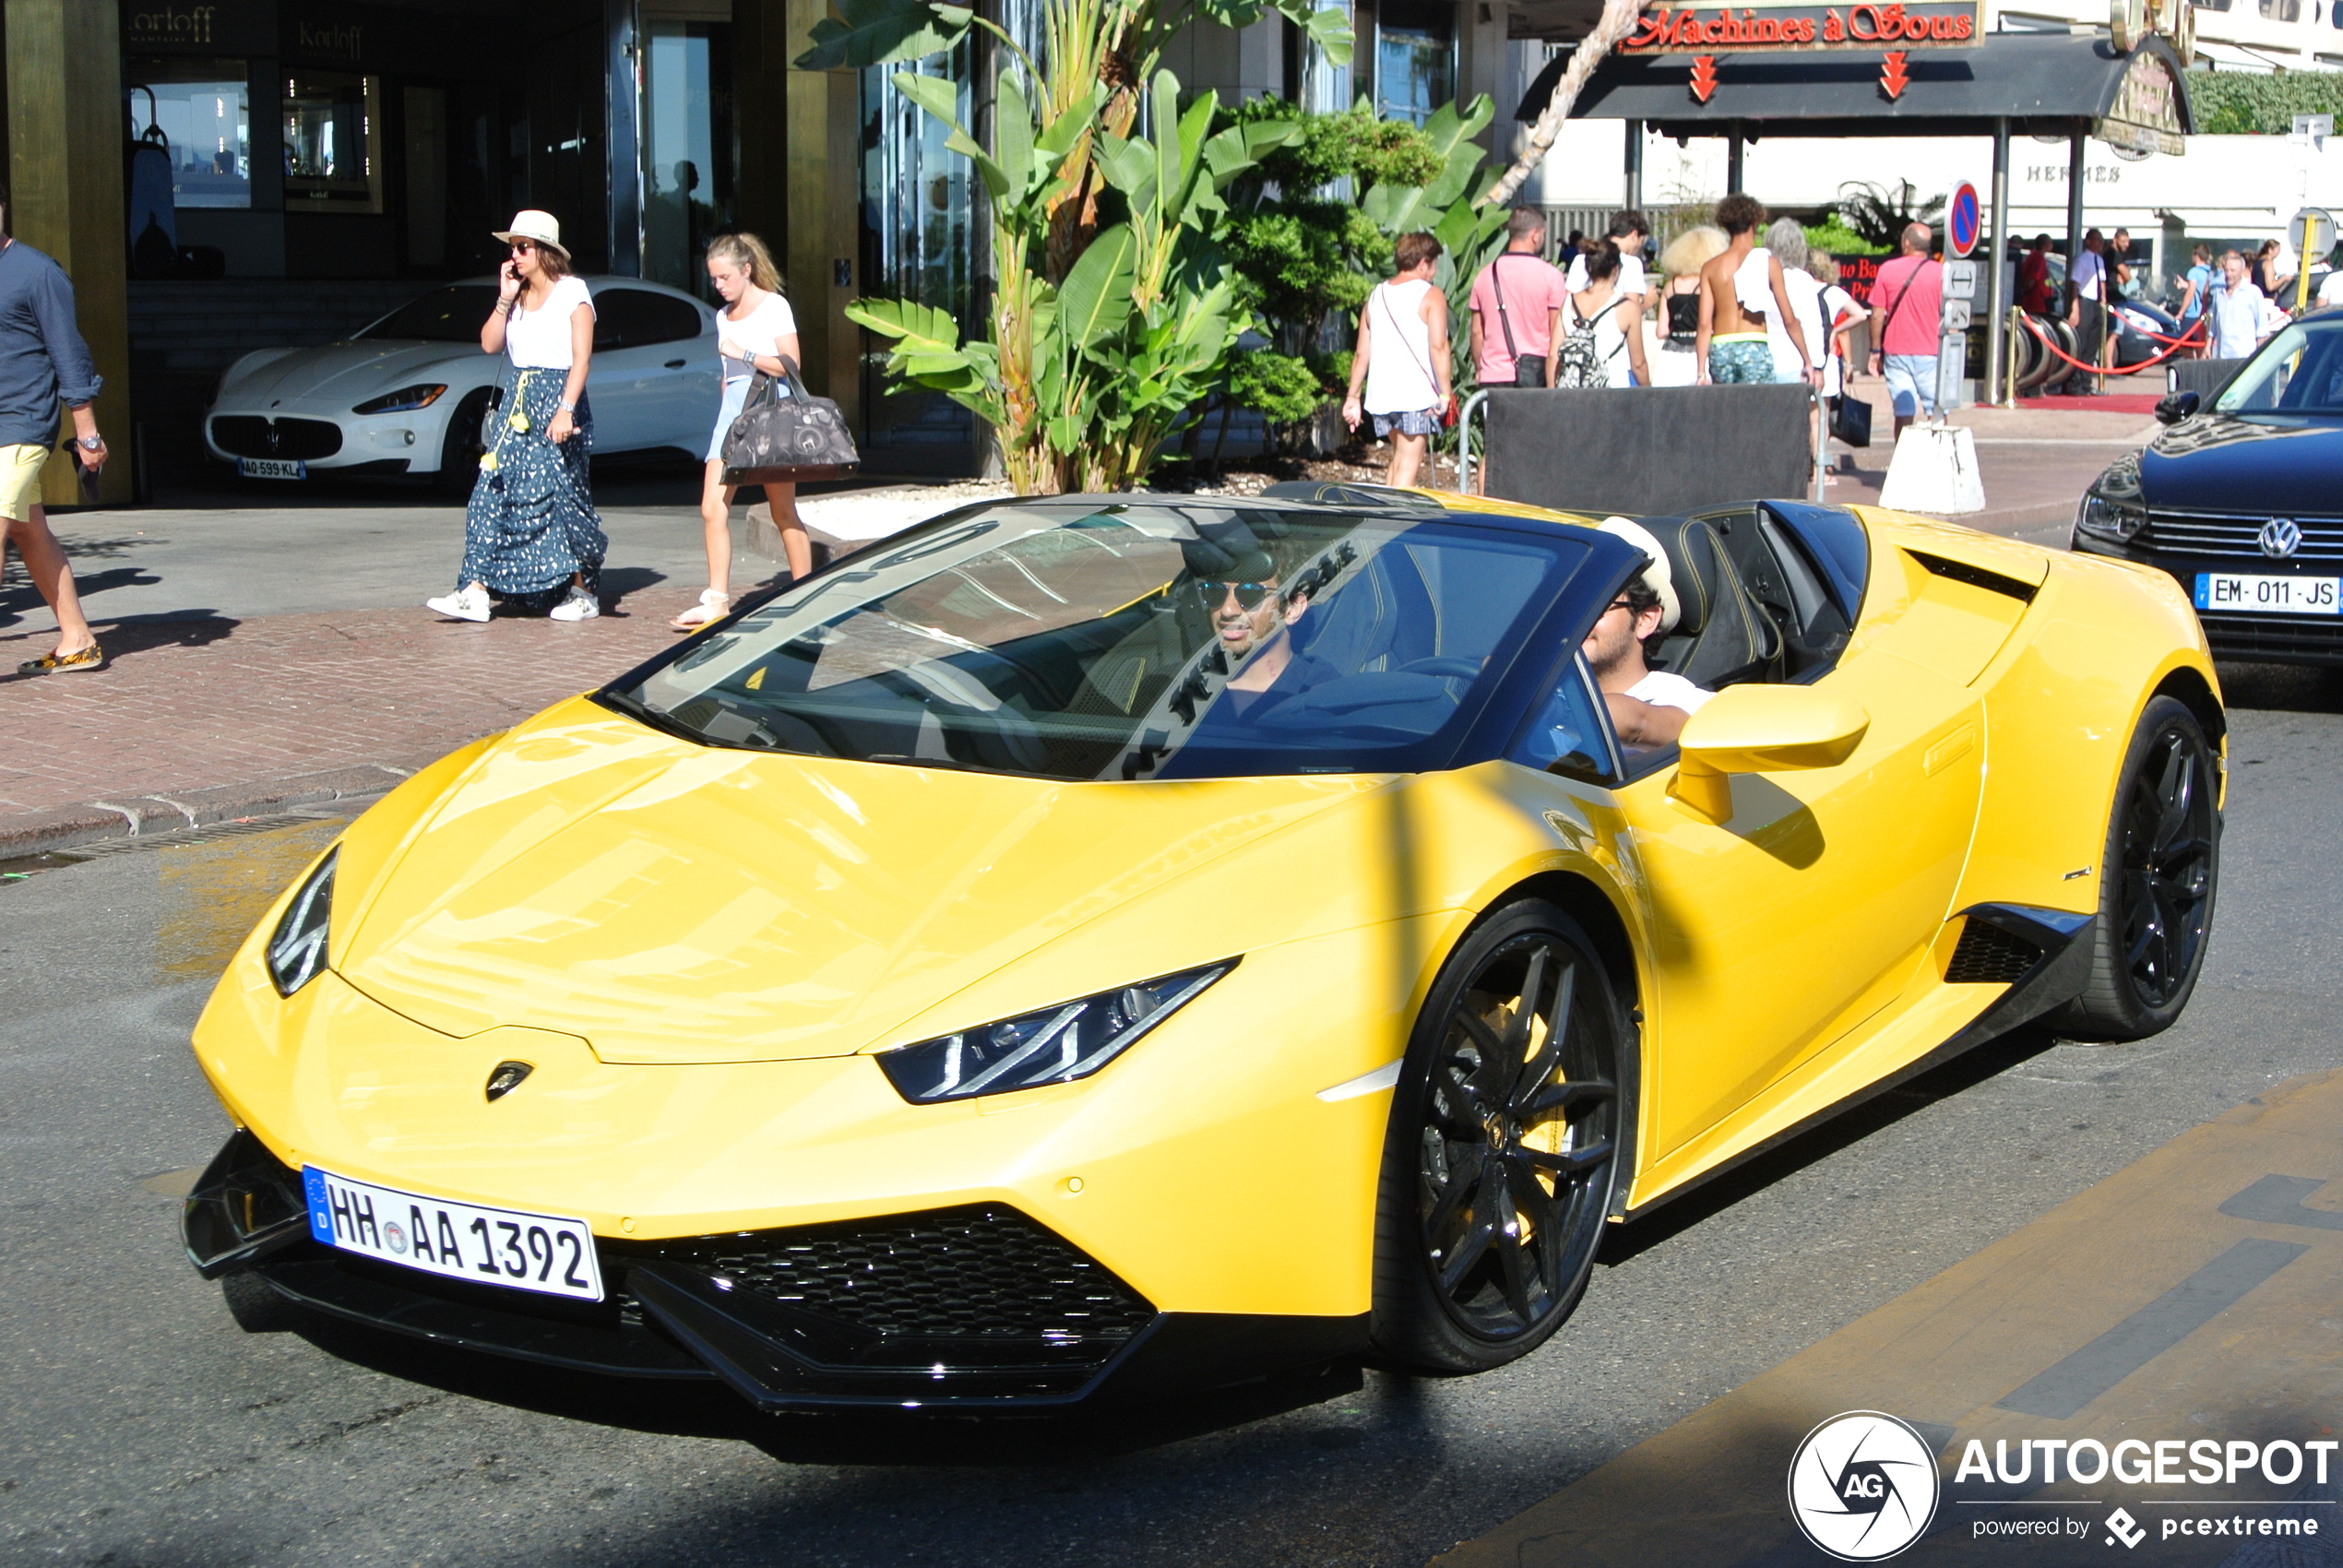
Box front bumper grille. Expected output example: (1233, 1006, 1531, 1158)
(210, 415, 343, 460)
(2196, 612, 2343, 663)
(2140, 512, 2343, 564)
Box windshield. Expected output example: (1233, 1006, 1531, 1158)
(2213, 318, 2343, 416)
(360, 285, 501, 342)
(607, 503, 1588, 780)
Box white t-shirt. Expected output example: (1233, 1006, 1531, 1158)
(1818, 283, 1861, 398)
(1566, 252, 1647, 298)
(718, 291, 800, 383)
(505, 276, 594, 369)
(2072, 249, 2105, 303)
(1769, 269, 1826, 384)
(1629, 671, 1714, 715)
(1362, 279, 1442, 415)
(2321, 270, 2343, 312)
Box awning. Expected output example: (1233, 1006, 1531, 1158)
(1515, 32, 2194, 145)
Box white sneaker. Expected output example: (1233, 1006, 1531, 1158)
(426, 584, 490, 622)
(549, 585, 601, 622)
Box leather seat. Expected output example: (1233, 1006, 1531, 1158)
(1635, 515, 1784, 689)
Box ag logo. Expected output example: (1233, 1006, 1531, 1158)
(1787, 1411, 1941, 1561)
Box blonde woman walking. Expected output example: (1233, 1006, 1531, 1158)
(427, 209, 606, 622)
(1647, 224, 1725, 387)
(675, 232, 812, 631)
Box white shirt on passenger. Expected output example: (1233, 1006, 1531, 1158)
(1628, 671, 1715, 714)
(719, 291, 799, 384)
(505, 275, 594, 370)
(1566, 252, 1647, 298)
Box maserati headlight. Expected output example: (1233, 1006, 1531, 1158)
(877, 960, 1235, 1104)
(266, 849, 338, 997)
(352, 384, 447, 414)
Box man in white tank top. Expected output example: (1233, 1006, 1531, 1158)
(1341, 232, 1452, 489)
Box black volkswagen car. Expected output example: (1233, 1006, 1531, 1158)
(2073, 313, 2343, 664)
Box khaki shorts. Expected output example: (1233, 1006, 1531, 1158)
(0, 443, 47, 523)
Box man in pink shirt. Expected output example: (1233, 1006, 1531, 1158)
(1469, 208, 1569, 388)
(1866, 221, 1945, 435)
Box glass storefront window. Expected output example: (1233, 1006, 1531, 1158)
(642, 21, 738, 298)
(859, 47, 977, 463)
(1376, 0, 1455, 128)
(125, 60, 250, 208)
(284, 71, 384, 213)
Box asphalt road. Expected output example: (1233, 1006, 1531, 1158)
(4, 663, 2341, 1568)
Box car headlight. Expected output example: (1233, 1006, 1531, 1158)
(2075, 451, 2147, 542)
(876, 960, 1235, 1104)
(352, 384, 447, 414)
(266, 848, 338, 997)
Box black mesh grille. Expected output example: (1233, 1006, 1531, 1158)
(211, 415, 343, 460)
(626, 1205, 1154, 1346)
(2144, 513, 2343, 564)
(2198, 612, 2343, 664)
(1946, 919, 2043, 984)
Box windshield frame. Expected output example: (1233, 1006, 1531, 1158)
(2211, 315, 2343, 418)
(591, 498, 1641, 783)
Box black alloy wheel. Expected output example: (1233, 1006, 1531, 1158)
(435, 388, 494, 495)
(1372, 899, 1626, 1372)
(2054, 695, 2219, 1040)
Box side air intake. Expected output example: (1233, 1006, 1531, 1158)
(1945, 918, 2044, 984)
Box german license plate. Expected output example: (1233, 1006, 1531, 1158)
(237, 457, 306, 480)
(2194, 573, 2341, 616)
(301, 1166, 604, 1301)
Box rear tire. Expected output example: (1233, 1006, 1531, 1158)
(434, 388, 493, 496)
(1370, 899, 1627, 1373)
(2052, 695, 2219, 1041)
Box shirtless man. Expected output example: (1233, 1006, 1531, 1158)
(1695, 192, 1816, 386)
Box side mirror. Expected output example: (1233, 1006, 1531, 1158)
(1668, 685, 1871, 824)
(2155, 389, 2199, 425)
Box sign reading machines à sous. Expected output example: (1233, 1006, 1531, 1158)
(1622, 0, 1980, 53)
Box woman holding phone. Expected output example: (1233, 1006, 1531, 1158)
(673, 232, 811, 631)
(426, 209, 608, 623)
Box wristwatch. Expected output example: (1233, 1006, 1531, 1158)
(557, 399, 577, 412)
(76, 435, 101, 452)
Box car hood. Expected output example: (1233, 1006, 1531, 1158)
(334, 701, 1374, 1065)
(223, 340, 475, 407)
(2140, 415, 2343, 514)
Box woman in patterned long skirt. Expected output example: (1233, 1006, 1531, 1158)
(426, 209, 607, 623)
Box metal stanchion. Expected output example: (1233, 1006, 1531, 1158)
(1456, 389, 1491, 495)
(1812, 384, 1828, 503)
(2004, 306, 2022, 409)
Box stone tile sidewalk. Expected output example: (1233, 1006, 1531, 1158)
(0, 605, 681, 853)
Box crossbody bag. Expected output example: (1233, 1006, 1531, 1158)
(1374, 284, 1458, 426)
(1490, 255, 1548, 388)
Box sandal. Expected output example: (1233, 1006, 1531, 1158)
(18, 642, 103, 677)
(669, 589, 732, 632)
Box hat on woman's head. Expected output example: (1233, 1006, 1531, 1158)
(493, 209, 568, 259)
(1597, 517, 1681, 636)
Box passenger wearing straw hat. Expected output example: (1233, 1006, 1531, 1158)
(1583, 517, 1713, 748)
(425, 209, 609, 624)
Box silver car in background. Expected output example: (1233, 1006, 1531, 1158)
(203, 278, 722, 491)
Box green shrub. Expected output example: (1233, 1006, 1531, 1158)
(2186, 67, 2343, 136)
(1802, 219, 1873, 257)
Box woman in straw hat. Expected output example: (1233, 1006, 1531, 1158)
(426, 209, 608, 623)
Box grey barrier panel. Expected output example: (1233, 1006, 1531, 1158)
(1483, 384, 1812, 517)
(2167, 356, 2247, 400)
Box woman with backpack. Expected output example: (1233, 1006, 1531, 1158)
(1554, 240, 1648, 390)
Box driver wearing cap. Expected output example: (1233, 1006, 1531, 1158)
(1586, 517, 1714, 747)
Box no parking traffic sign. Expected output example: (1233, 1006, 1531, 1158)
(1947, 182, 1980, 259)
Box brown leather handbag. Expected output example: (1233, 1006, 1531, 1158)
(720, 354, 860, 486)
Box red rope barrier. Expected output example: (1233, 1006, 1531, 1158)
(2016, 312, 2205, 377)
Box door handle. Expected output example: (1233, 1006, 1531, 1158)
(664, 359, 686, 369)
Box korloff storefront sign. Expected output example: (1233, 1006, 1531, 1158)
(1622, 0, 1980, 53)
(2097, 47, 2187, 156)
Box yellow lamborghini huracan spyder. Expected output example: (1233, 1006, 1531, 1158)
(183, 487, 2221, 1408)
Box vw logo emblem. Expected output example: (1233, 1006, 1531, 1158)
(2261, 517, 2303, 559)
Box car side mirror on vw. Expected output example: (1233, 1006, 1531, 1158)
(2155, 389, 2200, 425)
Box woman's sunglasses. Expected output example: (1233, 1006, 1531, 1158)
(509, 239, 539, 254)
(1197, 580, 1275, 610)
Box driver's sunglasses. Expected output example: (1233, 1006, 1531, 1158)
(509, 239, 539, 254)
(1198, 579, 1276, 611)
(1601, 597, 1634, 616)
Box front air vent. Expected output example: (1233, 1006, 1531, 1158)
(1945, 918, 2044, 984)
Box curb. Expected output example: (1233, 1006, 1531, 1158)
(0, 758, 435, 860)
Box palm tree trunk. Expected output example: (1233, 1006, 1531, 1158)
(1481, 0, 1647, 208)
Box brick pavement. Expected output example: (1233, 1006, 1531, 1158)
(0, 604, 680, 852)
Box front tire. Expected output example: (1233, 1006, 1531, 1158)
(1370, 899, 1627, 1373)
(434, 388, 494, 496)
(2052, 695, 2219, 1041)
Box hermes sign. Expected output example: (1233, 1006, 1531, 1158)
(1623, 0, 1980, 52)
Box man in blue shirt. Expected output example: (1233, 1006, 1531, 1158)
(2174, 243, 2215, 353)
(0, 181, 106, 674)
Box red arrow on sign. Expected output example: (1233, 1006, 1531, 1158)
(1690, 53, 1718, 102)
(1880, 51, 1909, 99)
